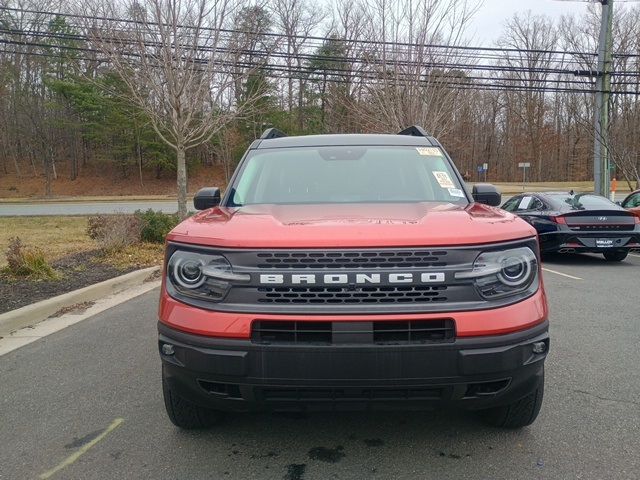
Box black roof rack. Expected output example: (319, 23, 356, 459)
(260, 128, 287, 140)
(398, 126, 431, 137)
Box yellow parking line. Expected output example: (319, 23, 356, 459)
(39, 418, 124, 479)
(542, 267, 582, 281)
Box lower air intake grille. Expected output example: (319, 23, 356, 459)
(261, 386, 443, 402)
(251, 319, 455, 345)
(373, 320, 455, 344)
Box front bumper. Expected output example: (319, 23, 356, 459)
(159, 320, 549, 412)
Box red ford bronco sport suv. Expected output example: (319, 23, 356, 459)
(158, 126, 549, 429)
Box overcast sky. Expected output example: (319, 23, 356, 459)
(470, 0, 592, 45)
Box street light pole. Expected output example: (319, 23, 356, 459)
(593, 0, 614, 197)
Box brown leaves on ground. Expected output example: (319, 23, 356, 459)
(98, 242, 164, 271)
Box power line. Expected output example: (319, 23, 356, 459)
(6, 44, 640, 96)
(6, 28, 640, 84)
(0, 22, 594, 71)
(0, 5, 601, 59)
(3, 6, 640, 96)
(0, 26, 622, 77)
(0, 35, 610, 88)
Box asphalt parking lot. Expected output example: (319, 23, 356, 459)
(1, 253, 639, 480)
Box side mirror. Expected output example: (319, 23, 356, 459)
(472, 183, 501, 207)
(193, 187, 221, 210)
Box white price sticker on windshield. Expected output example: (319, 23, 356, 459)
(518, 196, 533, 210)
(416, 147, 442, 156)
(433, 171, 455, 189)
(448, 188, 465, 198)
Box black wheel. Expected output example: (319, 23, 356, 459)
(603, 251, 628, 262)
(478, 376, 544, 429)
(162, 369, 220, 429)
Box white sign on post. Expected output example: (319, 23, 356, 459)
(518, 162, 531, 191)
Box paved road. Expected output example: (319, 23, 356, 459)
(0, 194, 630, 216)
(1, 254, 639, 479)
(0, 200, 180, 216)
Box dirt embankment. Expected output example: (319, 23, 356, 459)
(0, 164, 226, 199)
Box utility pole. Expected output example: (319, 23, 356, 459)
(593, 0, 614, 197)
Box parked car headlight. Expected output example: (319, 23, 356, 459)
(167, 250, 249, 302)
(455, 247, 538, 299)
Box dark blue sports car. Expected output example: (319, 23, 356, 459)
(501, 192, 640, 261)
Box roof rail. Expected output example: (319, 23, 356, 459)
(398, 126, 431, 137)
(260, 128, 287, 140)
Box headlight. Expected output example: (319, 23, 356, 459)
(455, 247, 538, 299)
(167, 251, 249, 302)
(172, 255, 206, 289)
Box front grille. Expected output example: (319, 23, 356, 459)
(251, 319, 455, 345)
(255, 250, 448, 269)
(171, 244, 511, 313)
(569, 224, 634, 231)
(256, 285, 448, 304)
(261, 386, 443, 402)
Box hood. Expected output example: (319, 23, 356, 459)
(167, 202, 536, 248)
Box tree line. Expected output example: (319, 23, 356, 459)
(1, 0, 639, 211)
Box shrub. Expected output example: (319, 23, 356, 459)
(86, 214, 142, 252)
(87, 214, 108, 240)
(135, 209, 180, 244)
(6, 236, 24, 272)
(4, 236, 57, 279)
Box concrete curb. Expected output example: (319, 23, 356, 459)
(0, 266, 160, 337)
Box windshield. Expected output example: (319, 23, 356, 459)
(624, 193, 640, 208)
(227, 146, 468, 206)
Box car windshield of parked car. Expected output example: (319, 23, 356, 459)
(549, 193, 617, 211)
(624, 193, 640, 208)
(228, 146, 468, 206)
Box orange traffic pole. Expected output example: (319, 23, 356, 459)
(610, 177, 618, 201)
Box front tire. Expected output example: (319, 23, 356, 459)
(603, 251, 628, 262)
(162, 368, 220, 429)
(478, 376, 544, 429)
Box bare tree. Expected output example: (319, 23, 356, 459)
(319, 0, 368, 133)
(560, 5, 640, 188)
(353, 0, 482, 137)
(213, 126, 242, 184)
(85, 0, 259, 217)
(498, 13, 559, 181)
(271, 0, 325, 130)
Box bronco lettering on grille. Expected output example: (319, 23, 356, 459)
(259, 272, 446, 285)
